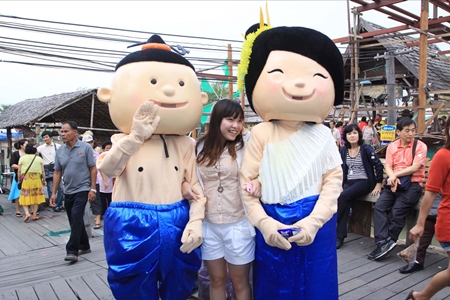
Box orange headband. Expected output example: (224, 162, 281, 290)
(142, 43, 171, 51)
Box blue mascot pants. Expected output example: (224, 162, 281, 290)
(254, 195, 338, 300)
(104, 201, 201, 300)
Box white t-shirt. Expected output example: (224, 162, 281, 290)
(331, 128, 340, 145)
(37, 142, 60, 165)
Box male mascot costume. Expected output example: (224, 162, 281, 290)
(97, 35, 207, 300)
(238, 16, 344, 300)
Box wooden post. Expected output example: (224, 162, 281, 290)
(417, 0, 429, 134)
(228, 44, 233, 100)
(386, 51, 397, 126)
(353, 9, 360, 123)
(90, 93, 95, 129)
(6, 127, 12, 161)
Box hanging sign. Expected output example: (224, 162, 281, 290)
(380, 125, 396, 146)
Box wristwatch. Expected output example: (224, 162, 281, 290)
(90, 188, 97, 193)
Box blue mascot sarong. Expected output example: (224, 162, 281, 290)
(254, 195, 338, 300)
(104, 200, 201, 300)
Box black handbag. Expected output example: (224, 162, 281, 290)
(44, 163, 55, 179)
(393, 139, 418, 192)
(18, 155, 37, 190)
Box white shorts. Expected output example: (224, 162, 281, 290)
(201, 218, 256, 265)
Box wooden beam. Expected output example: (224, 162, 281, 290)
(355, 0, 406, 13)
(429, 89, 450, 94)
(386, 4, 420, 20)
(438, 49, 450, 55)
(384, 11, 416, 25)
(406, 32, 450, 47)
(430, 0, 450, 13)
(423, 102, 445, 133)
(196, 73, 236, 81)
(333, 16, 450, 44)
(418, 0, 429, 134)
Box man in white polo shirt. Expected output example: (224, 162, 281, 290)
(37, 131, 64, 212)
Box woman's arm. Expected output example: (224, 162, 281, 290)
(40, 161, 46, 186)
(10, 152, 19, 170)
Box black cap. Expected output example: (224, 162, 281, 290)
(115, 34, 194, 71)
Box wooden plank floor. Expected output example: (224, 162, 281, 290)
(0, 192, 449, 299)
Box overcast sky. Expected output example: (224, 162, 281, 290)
(0, 1, 432, 105)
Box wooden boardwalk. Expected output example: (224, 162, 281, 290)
(0, 192, 449, 299)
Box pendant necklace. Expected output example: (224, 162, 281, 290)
(217, 158, 224, 193)
(348, 146, 360, 176)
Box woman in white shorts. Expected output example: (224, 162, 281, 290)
(183, 99, 260, 300)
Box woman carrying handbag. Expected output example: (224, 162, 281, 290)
(18, 143, 46, 222)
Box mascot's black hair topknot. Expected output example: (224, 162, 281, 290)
(115, 34, 195, 71)
(244, 26, 344, 112)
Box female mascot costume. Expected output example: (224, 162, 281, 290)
(238, 11, 344, 300)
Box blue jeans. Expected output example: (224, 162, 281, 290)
(47, 179, 64, 208)
(337, 179, 371, 238)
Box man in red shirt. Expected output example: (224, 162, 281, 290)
(358, 116, 368, 132)
(369, 118, 428, 260)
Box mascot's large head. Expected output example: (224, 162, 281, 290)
(98, 34, 208, 135)
(238, 17, 344, 123)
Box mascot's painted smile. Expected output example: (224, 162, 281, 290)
(152, 100, 187, 108)
(282, 88, 315, 101)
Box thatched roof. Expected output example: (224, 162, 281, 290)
(0, 88, 118, 143)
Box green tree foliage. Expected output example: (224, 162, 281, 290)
(204, 81, 231, 103)
(0, 104, 11, 113)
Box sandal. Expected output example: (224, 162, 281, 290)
(93, 223, 101, 229)
(405, 290, 416, 300)
(23, 214, 31, 222)
(15, 212, 22, 218)
(32, 216, 40, 221)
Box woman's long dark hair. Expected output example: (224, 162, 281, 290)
(343, 123, 363, 149)
(196, 99, 244, 167)
(444, 117, 450, 150)
(13, 139, 28, 150)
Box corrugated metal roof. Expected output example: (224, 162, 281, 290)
(360, 18, 450, 91)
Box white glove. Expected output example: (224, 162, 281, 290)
(259, 217, 292, 250)
(130, 101, 160, 142)
(180, 220, 203, 254)
(288, 227, 313, 246)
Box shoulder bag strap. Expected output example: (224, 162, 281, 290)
(410, 139, 418, 166)
(52, 143, 57, 164)
(22, 155, 37, 177)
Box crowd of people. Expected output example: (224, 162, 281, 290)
(5, 123, 114, 263)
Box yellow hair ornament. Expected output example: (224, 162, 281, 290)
(237, 3, 272, 91)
